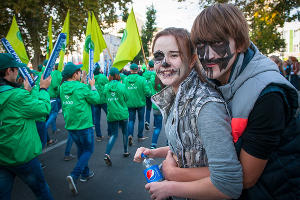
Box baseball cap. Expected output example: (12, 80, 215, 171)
(148, 60, 154, 68)
(0, 53, 24, 70)
(130, 63, 138, 70)
(61, 62, 83, 78)
(109, 67, 120, 76)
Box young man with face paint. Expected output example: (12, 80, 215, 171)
(134, 28, 243, 200)
(191, 4, 300, 199)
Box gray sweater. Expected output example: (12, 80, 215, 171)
(165, 101, 242, 199)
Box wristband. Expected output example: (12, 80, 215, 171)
(39, 88, 48, 92)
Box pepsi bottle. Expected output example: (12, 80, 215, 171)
(141, 153, 163, 183)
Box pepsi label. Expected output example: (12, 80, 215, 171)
(143, 165, 163, 183)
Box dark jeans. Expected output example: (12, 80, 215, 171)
(145, 97, 152, 124)
(0, 158, 53, 200)
(46, 99, 59, 133)
(105, 120, 128, 155)
(64, 133, 73, 156)
(68, 127, 94, 180)
(151, 114, 163, 147)
(128, 106, 145, 138)
(36, 121, 47, 149)
(94, 104, 108, 137)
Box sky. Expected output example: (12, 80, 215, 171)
(131, 0, 202, 31)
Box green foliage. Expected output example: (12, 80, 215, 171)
(133, 4, 157, 65)
(190, 0, 299, 55)
(0, 0, 132, 66)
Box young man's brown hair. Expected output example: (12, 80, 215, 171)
(191, 3, 250, 52)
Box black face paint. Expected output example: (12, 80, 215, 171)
(153, 50, 171, 68)
(196, 40, 233, 78)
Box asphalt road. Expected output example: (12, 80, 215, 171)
(12, 111, 166, 200)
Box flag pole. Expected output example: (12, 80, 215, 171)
(106, 47, 114, 63)
(132, 8, 148, 68)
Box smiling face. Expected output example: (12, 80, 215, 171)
(196, 37, 238, 84)
(153, 35, 192, 93)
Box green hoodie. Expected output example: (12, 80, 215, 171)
(124, 74, 151, 108)
(104, 80, 129, 122)
(48, 70, 62, 98)
(60, 81, 101, 130)
(0, 85, 50, 166)
(95, 74, 108, 104)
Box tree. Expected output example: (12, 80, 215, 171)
(0, 0, 132, 67)
(133, 4, 157, 65)
(180, 0, 299, 55)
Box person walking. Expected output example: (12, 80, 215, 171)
(103, 67, 130, 166)
(0, 53, 53, 200)
(60, 62, 101, 195)
(124, 63, 152, 146)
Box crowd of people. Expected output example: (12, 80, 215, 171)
(0, 3, 299, 200)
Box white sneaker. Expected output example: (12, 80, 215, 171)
(66, 176, 78, 195)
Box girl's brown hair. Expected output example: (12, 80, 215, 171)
(152, 27, 205, 82)
(108, 74, 120, 81)
(191, 3, 250, 52)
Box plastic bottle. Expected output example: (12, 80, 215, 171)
(141, 153, 163, 183)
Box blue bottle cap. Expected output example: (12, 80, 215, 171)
(141, 153, 147, 159)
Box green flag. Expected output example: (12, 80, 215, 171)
(82, 12, 92, 73)
(58, 10, 70, 71)
(46, 17, 53, 60)
(6, 16, 29, 64)
(113, 8, 141, 70)
(91, 11, 107, 63)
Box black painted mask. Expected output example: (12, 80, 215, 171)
(196, 40, 233, 78)
(153, 50, 171, 68)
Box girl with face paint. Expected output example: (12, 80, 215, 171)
(133, 28, 243, 200)
(191, 4, 300, 200)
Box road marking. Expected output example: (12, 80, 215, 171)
(42, 139, 67, 154)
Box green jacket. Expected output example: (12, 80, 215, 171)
(95, 74, 108, 104)
(120, 73, 127, 83)
(150, 76, 162, 110)
(0, 85, 50, 166)
(60, 81, 101, 130)
(30, 85, 47, 122)
(48, 70, 62, 98)
(104, 80, 129, 122)
(124, 74, 151, 108)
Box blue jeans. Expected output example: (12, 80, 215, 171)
(36, 121, 47, 149)
(94, 104, 108, 137)
(64, 133, 73, 156)
(105, 120, 128, 155)
(45, 99, 59, 133)
(128, 106, 145, 138)
(151, 114, 163, 147)
(0, 158, 53, 200)
(145, 97, 152, 124)
(68, 128, 94, 180)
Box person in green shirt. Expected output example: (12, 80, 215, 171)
(103, 67, 130, 166)
(124, 63, 152, 146)
(0, 53, 53, 200)
(46, 63, 62, 135)
(60, 62, 101, 195)
(142, 60, 156, 131)
(93, 63, 109, 141)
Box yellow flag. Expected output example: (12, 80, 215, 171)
(82, 12, 92, 72)
(46, 17, 53, 60)
(91, 11, 107, 63)
(6, 16, 29, 64)
(113, 8, 141, 70)
(58, 10, 70, 71)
